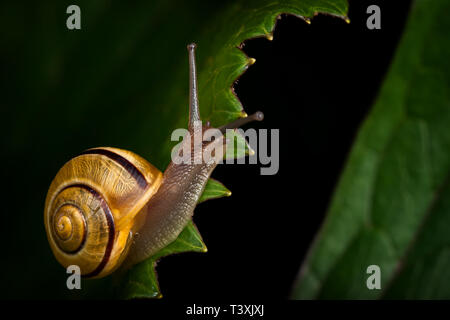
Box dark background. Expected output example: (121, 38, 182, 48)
(0, 0, 411, 299)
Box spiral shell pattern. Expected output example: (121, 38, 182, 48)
(47, 184, 114, 277)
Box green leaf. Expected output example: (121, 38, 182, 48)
(199, 179, 232, 204)
(292, 0, 450, 299)
(119, 220, 207, 299)
(224, 129, 255, 160)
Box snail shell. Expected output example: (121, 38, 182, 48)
(44, 147, 162, 278)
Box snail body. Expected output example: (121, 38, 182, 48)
(44, 44, 263, 278)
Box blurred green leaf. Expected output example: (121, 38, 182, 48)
(292, 0, 450, 299)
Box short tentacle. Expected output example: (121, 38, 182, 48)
(219, 111, 264, 134)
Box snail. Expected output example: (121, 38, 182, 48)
(44, 43, 264, 278)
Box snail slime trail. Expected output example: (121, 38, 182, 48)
(44, 43, 264, 277)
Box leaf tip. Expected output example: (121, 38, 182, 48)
(345, 17, 351, 24)
(265, 33, 273, 41)
(304, 17, 311, 25)
(247, 57, 256, 66)
(240, 111, 248, 118)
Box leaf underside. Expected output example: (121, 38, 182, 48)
(119, 0, 349, 299)
(292, 0, 450, 299)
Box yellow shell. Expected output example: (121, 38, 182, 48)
(44, 147, 163, 278)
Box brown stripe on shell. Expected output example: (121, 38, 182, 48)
(80, 148, 148, 189)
